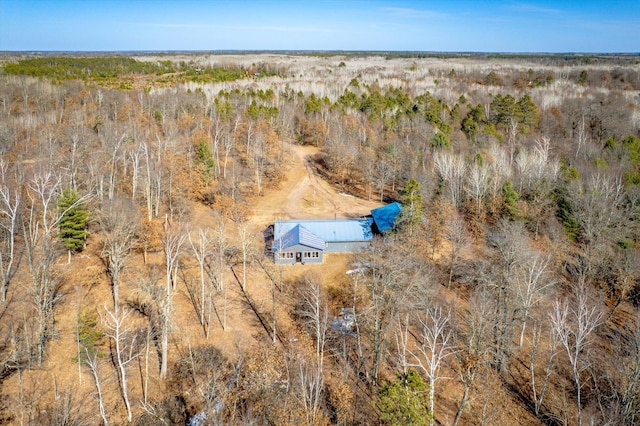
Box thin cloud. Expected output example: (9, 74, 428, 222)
(570, 17, 640, 35)
(139, 22, 335, 33)
(380, 7, 447, 19)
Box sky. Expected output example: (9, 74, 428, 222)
(1, 0, 638, 53)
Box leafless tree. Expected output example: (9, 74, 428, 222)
(359, 237, 428, 385)
(514, 251, 554, 347)
(99, 198, 139, 312)
(445, 212, 470, 288)
(606, 312, 640, 424)
(374, 157, 394, 202)
(571, 174, 624, 280)
(84, 346, 109, 425)
(22, 168, 76, 366)
(486, 219, 530, 371)
(549, 282, 603, 426)
(433, 151, 465, 207)
(298, 276, 329, 365)
(211, 214, 230, 330)
(140, 140, 163, 221)
(575, 114, 589, 158)
(160, 224, 186, 379)
(465, 162, 490, 215)
(515, 136, 558, 195)
(233, 211, 252, 293)
(292, 351, 325, 425)
(408, 306, 455, 426)
(102, 305, 139, 422)
(187, 227, 215, 337)
(529, 321, 559, 417)
(453, 287, 493, 426)
(127, 144, 143, 202)
(0, 163, 21, 302)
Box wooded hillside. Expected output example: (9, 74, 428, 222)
(0, 53, 639, 425)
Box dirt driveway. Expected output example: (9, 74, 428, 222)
(249, 143, 382, 228)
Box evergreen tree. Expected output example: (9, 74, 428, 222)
(195, 139, 215, 184)
(431, 132, 450, 149)
(400, 178, 423, 233)
(58, 188, 89, 258)
(501, 180, 521, 219)
(376, 370, 431, 425)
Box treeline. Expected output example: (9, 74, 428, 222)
(2, 56, 279, 86)
(3, 56, 173, 79)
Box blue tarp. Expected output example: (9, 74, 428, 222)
(370, 202, 402, 232)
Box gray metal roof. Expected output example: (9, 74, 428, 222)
(273, 218, 373, 246)
(271, 224, 326, 251)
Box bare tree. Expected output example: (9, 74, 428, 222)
(374, 158, 394, 202)
(292, 351, 325, 425)
(465, 161, 490, 216)
(84, 346, 109, 425)
(408, 306, 455, 426)
(571, 174, 624, 281)
(99, 198, 139, 312)
(233, 210, 252, 293)
(453, 288, 492, 426)
(359, 237, 428, 385)
(298, 276, 329, 366)
(549, 282, 603, 426)
(211, 214, 229, 330)
(514, 251, 554, 347)
(187, 227, 215, 337)
(486, 219, 530, 371)
(140, 140, 163, 221)
(529, 321, 558, 417)
(445, 212, 470, 288)
(0, 164, 21, 302)
(433, 151, 465, 208)
(102, 305, 138, 422)
(160, 224, 186, 379)
(127, 145, 143, 202)
(606, 312, 640, 424)
(22, 168, 79, 366)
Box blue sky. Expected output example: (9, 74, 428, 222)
(1, 1, 638, 52)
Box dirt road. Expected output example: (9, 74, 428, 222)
(250, 144, 382, 228)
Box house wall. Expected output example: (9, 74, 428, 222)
(274, 251, 297, 264)
(325, 241, 370, 253)
(273, 244, 323, 264)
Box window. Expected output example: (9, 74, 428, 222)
(303, 251, 320, 258)
(277, 252, 294, 259)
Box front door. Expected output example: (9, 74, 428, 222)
(296, 252, 302, 263)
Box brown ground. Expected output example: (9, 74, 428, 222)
(1, 142, 538, 425)
(1, 141, 380, 423)
(250, 143, 383, 228)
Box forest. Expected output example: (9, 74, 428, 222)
(0, 52, 639, 425)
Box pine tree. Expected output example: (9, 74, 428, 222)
(58, 188, 89, 261)
(400, 178, 423, 233)
(376, 370, 431, 426)
(195, 139, 215, 184)
(501, 180, 521, 219)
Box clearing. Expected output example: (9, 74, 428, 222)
(249, 143, 383, 228)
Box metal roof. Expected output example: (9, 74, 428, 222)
(370, 202, 402, 232)
(271, 224, 326, 251)
(273, 218, 373, 247)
